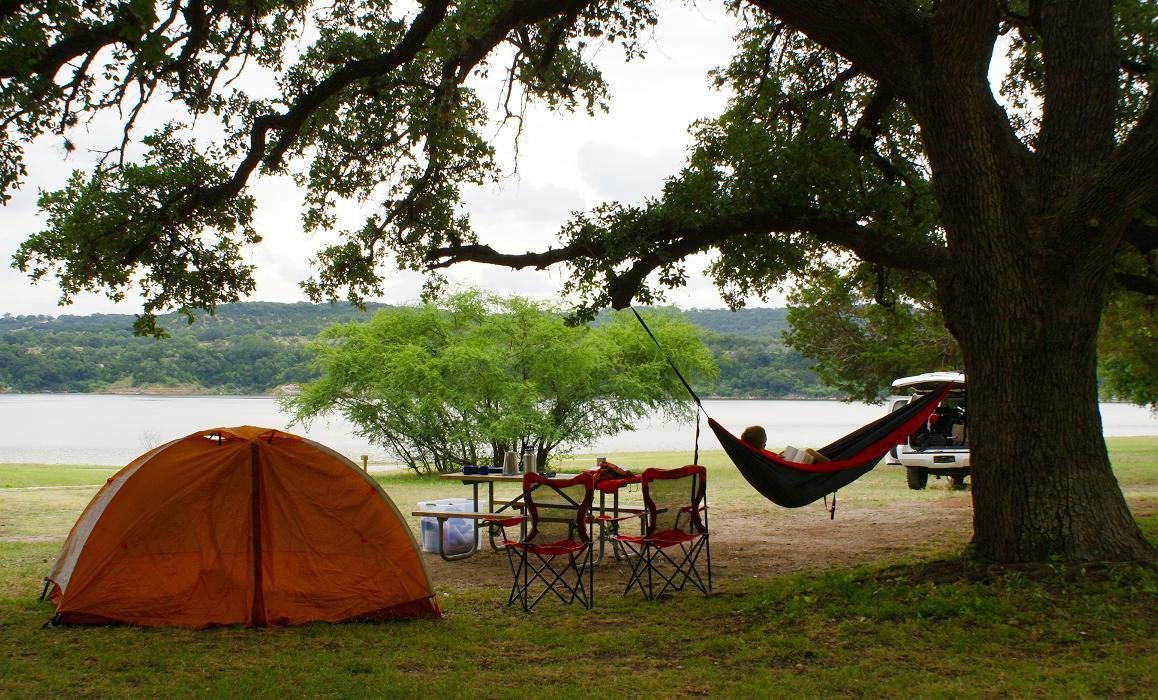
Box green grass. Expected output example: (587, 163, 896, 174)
(0, 488, 97, 540)
(0, 438, 1155, 697)
(1102, 437, 1158, 490)
(0, 540, 1153, 698)
(0, 464, 116, 489)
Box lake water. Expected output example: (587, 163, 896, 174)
(0, 394, 1155, 466)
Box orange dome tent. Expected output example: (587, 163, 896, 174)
(43, 426, 439, 628)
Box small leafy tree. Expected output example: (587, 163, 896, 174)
(1098, 290, 1158, 410)
(285, 291, 716, 474)
(782, 265, 961, 403)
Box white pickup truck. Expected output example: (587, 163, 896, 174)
(883, 372, 970, 490)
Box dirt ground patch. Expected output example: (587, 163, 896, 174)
(420, 494, 977, 595)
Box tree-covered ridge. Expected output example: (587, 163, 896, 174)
(678, 307, 790, 339)
(0, 302, 388, 394)
(0, 302, 834, 398)
(0, 301, 391, 338)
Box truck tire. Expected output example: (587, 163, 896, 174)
(906, 467, 928, 490)
(950, 475, 968, 490)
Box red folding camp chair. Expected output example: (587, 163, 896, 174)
(487, 472, 596, 611)
(612, 465, 711, 600)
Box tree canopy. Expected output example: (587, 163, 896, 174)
(782, 259, 1158, 408)
(3, 1, 1156, 562)
(3, 1, 1153, 331)
(284, 291, 717, 473)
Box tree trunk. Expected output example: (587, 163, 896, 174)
(903, 0, 1154, 563)
(940, 250, 1154, 562)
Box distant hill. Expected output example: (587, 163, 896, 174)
(0, 302, 835, 398)
(0, 303, 386, 394)
(678, 307, 790, 339)
(0, 301, 390, 338)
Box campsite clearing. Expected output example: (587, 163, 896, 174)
(0, 439, 1155, 697)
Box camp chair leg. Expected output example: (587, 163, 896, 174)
(638, 545, 666, 601)
(653, 546, 684, 599)
(509, 546, 593, 611)
(702, 507, 712, 593)
(588, 545, 595, 609)
(503, 545, 524, 607)
(705, 533, 712, 593)
(550, 550, 590, 609)
(657, 538, 709, 597)
(619, 542, 642, 597)
(617, 540, 652, 598)
(620, 536, 711, 600)
(527, 555, 571, 608)
(647, 545, 689, 599)
(647, 546, 655, 599)
(564, 548, 593, 610)
(522, 548, 531, 610)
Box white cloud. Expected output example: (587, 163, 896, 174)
(461, 180, 586, 241)
(577, 141, 685, 203)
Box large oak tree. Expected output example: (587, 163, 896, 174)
(2, 1, 1155, 561)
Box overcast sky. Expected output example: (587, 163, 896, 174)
(0, 1, 790, 317)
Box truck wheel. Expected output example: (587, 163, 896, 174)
(950, 475, 969, 490)
(906, 467, 928, 490)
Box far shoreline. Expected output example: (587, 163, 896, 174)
(0, 389, 852, 402)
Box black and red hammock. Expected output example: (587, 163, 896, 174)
(708, 384, 950, 508)
(631, 308, 950, 511)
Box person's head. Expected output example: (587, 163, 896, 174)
(740, 425, 767, 450)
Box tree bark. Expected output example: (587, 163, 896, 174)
(939, 248, 1153, 562)
(900, 0, 1155, 562)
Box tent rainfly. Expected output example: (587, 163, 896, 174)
(43, 426, 439, 628)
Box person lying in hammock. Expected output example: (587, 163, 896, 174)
(740, 425, 830, 464)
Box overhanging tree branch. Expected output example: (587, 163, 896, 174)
(1053, 97, 1158, 255)
(747, 0, 924, 96)
(1123, 218, 1158, 255)
(0, 0, 29, 23)
(181, 0, 597, 225)
(427, 207, 948, 308)
(0, 8, 142, 80)
(1115, 272, 1158, 297)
